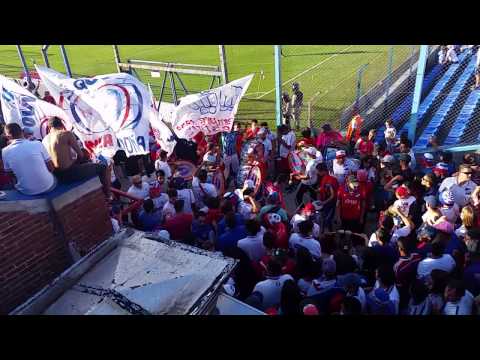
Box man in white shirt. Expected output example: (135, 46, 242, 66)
(237, 188, 260, 220)
(237, 219, 266, 262)
(289, 219, 321, 259)
(161, 188, 178, 221)
(294, 147, 319, 206)
(2, 123, 56, 195)
(253, 259, 294, 310)
(154, 150, 172, 179)
(290, 203, 321, 239)
(278, 125, 296, 174)
(258, 128, 272, 162)
(399, 141, 416, 170)
(332, 150, 351, 185)
(439, 164, 477, 207)
(192, 169, 218, 207)
(127, 174, 150, 199)
(443, 279, 474, 315)
(417, 241, 456, 279)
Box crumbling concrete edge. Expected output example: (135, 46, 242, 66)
(10, 228, 134, 315)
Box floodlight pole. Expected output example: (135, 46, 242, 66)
(16, 45, 33, 88)
(274, 45, 282, 127)
(112, 45, 122, 73)
(408, 45, 429, 144)
(41, 45, 51, 68)
(60, 45, 72, 78)
(219, 45, 228, 84)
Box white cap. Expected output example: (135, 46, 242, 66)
(381, 155, 395, 163)
(424, 153, 434, 161)
(335, 150, 346, 158)
(258, 127, 267, 135)
(306, 147, 317, 156)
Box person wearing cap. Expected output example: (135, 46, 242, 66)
(332, 149, 351, 185)
(393, 185, 416, 218)
(290, 202, 320, 239)
(439, 190, 460, 224)
(420, 153, 436, 174)
(294, 146, 320, 206)
(438, 164, 477, 207)
(315, 123, 344, 151)
(336, 175, 366, 233)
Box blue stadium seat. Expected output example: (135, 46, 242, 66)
(415, 56, 477, 148)
(394, 51, 470, 140)
(444, 89, 480, 145)
(374, 64, 443, 144)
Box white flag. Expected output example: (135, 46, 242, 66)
(36, 65, 152, 159)
(147, 83, 177, 157)
(171, 74, 253, 139)
(0, 75, 72, 139)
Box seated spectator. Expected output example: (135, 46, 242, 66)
(2, 123, 57, 195)
(217, 212, 247, 253)
(191, 208, 215, 250)
(128, 174, 150, 200)
(42, 117, 110, 197)
(407, 279, 432, 315)
(252, 258, 294, 311)
(137, 198, 162, 231)
(163, 199, 194, 242)
(443, 279, 474, 315)
(154, 150, 172, 179)
(237, 219, 266, 262)
(417, 240, 456, 280)
(289, 220, 322, 259)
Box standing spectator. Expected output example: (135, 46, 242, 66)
(149, 169, 168, 198)
(217, 212, 247, 253)
(288, 220, 322, 259)
(407, 280, 432, 315)
(245, 119, 259, 140)
(277, 124, 296, 175)
(237, 187, 260, 220)
(439, 164, 477, 207)
(23, 127, 38, 141)
(281, 92, 292, 125)
(42, 91, 56, 104)
(315, 123, 344, 151)
(295, 147, 319, 206)
(421, 173, 438, 198)
(337, 273, 367, 313)
(394, 237, 423, 309)
(355, 130, 374, 158)
(191, 208, 215, 250)
(162, 188, 178, 221)
(367, 288, 396, 315)
(331, 150, 352, 186)
(279, 280, 303, 315)
(464, 237, 480, 297)
(345, 114, 364, 150)
(336, 175, 366, 234)
(257, 127, 272, 164)
(192, 169, 218, 207)
(253, 258, 294, 311)
(455, 205, 476, 239)
(296, 128, 316, 149)
(154, 150, 172, 179)
(442, 279, 475, 315)
(420, 153, 436, 174)
(128, 174, 150, 199)
(2, 123, 56, 195)
(473, 46, 480, 90)
(290, 202, 320, 238)
(171, 177, 196, 214)
(221, 125, 240, 183)
(384, 154, 413, 192)
(384, 119, 397, 153)
(316, 162, 339, 231)
(426, 269, 449, 314)
(439, 190, 460, 224)
(237, 219, 266, 262)
(137, 198, 162, 231)
(438, 46, 448, 65)
(445, 45, 459, 64)
(291, 82, 303, 130)
(417, 241, 456, 280)
(399, 140, 416, 171)
(373, 264, 400, 314)
(163, 199, 194, 241)
(42, 117, 110, 197)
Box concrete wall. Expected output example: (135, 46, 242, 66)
(0, 177, 112, 314)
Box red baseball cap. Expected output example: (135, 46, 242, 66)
(395, 186, 410, 198)
(303, 203, 315, 213)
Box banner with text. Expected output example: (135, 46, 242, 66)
(36, 66, 153, 158)
(0, 75, 72, 140)
(171, 74, 253, 139)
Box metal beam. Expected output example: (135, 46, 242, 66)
(118, 62, 222, 77)
(174, 72, 189, 95)
(41, 45, 50, 68)
(112, 45, 121, 73)
(274, 45, 282, 127)
(129, 59, 219, 70)
(407, 45, 429, 143)
(157, 71, 168, 112)
(60, 45, 72, 77)
(168, 71, 178, 105)
(16, 45, 33, 89)
(219, 45, 228, 84)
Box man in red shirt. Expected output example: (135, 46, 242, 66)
(163, 199, 194, 241)
(316, 163, 339, 231)
(296, 128, 316, 149)
(336, 175, 366, 233)
(355, 130, 374, 158)
(245, 119, 260, 140)
(42, 91, 56, 105)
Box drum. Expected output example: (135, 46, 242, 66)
(236, 164, 252, 188)
(210, 169, 226, 196)
(172, 160, 197, 180)
(240, 140, 265, 162)
(288, 151, 306, 175)
(246, 165, 262, 196)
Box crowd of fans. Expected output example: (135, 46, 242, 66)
(1, 61, 480, 315)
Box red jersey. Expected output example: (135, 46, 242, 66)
(357, 139, 374, 156)
(245, 127, 259, 140)
(163, 213, 193, 240)
(338, 186, 364, 220)
(318, 175, 339, 202)
(297, 137, 315, 148)
(359, 181, 373, 199)
(236, 133, 244, 156)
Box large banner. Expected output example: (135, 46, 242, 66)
(171, 74, 253, 139)
(36, 66, 154, 158)
(0, 75, 71, 139)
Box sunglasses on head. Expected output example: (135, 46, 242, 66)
(462, 172, 473, 175)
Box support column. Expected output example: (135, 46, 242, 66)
(274, 45, 282, 127)
(219, 45, 228, 85)
(60, 45, 72, 78)
(408, 45, 429, 143)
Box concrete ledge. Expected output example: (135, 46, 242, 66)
(50, 177, 103, 212)
(0, 198, 50, 214)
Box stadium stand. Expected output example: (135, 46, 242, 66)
(374, 63, 443, 144)
(415, 55, 477, 148)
